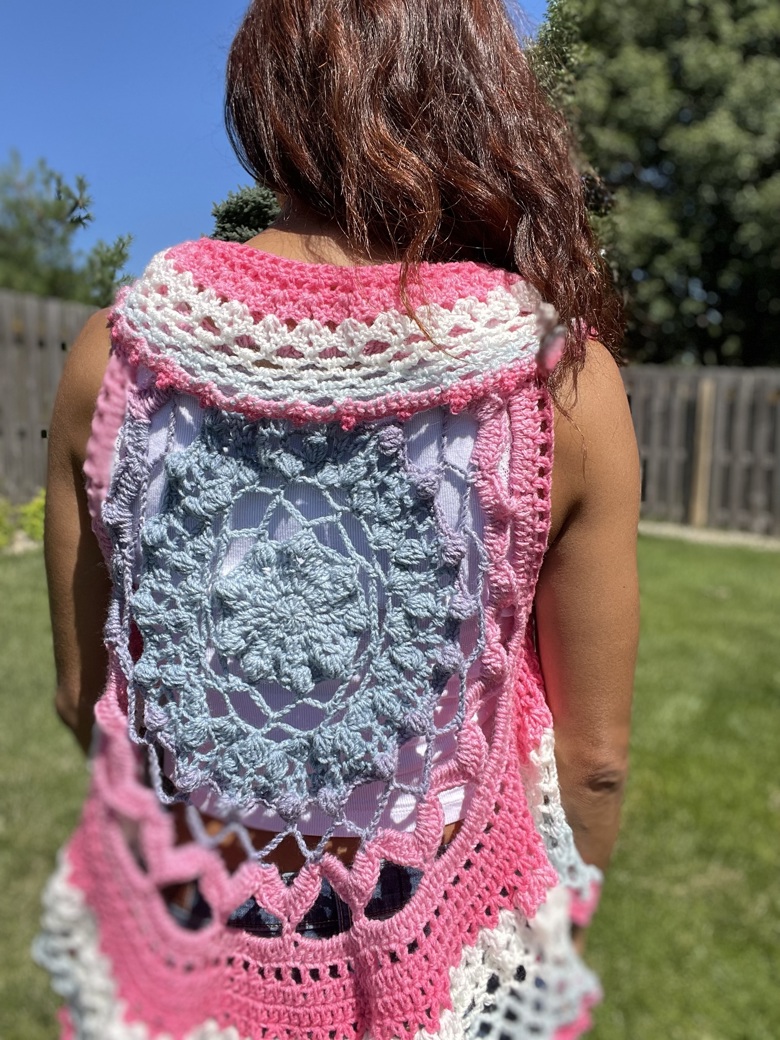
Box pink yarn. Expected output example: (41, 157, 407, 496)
(552, 994, 600, 1040)
(82, 351, 131, 561)
(570, 881, 603, 928)
(48, 241, 600, 1040)
(57, 1009, 75, 1040)
(168, 239, 531, 325)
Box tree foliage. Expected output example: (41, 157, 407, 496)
(211, 185, 280, 243)
(0, 153, 131, 307)
(532, 0, 780, 365)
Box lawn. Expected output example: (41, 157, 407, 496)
(0, 551, 88, 1040)
(0, 538, 778, 1040)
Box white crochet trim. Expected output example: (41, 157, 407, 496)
(34, 856, 597, 1040)
(461, 890, 600, 1039)
(422, 886, 599, 1040)
(521, 729, 603, 899)
(32, 854, 240, 1040)
(121, 255, 543, 407)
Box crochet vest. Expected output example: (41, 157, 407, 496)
(35, 240, 602, 1040)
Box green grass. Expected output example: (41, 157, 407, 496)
(0, 552, 87, 1040)
(1, 539, 778, 1040)
(588, 538, 780, 1040)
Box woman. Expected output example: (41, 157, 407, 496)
(36, 1, 639, 1038)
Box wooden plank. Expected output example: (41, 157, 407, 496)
(21, 294, 45, 501)
(39, 299, 68, 491)
(622, 368, 648, 512)
(0, 294, 15, 495)
(645, 370, 668, 519)
(1, 295, 26, 501)
(43, 298, 67, 435)
(0, 292, 92, 501)
(728, 372, 754, 530)
(665, 375, 690, 522)
(709, 376, 731, 530)
(771, 377, 780, 538)
(635, 373, 651, 514)
(748, 376, 773, 534)
(682, 373, 699, 519)
(689, 376, 717, 528)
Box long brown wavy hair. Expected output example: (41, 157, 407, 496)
(225, 0, 623, 365)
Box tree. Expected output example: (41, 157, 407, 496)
(0, 153, 131, 307)
(532, 0, 780, 365)
(211, 185, 280, 243)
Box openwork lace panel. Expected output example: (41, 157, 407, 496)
(106, 389, 488, 852)
(34, 240, 602, 1040)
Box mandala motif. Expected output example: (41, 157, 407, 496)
(129, 410, 479, 824)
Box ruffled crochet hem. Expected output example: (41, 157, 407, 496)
(36, 853, 600, 1040)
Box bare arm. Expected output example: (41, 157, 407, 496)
(44, 311, 113, 753)
(535, 342, 640, 874)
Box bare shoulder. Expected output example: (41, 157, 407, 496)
(50, 308, 113, 465)
(549, 341, 639, 544)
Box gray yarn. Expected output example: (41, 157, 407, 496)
(103, 392, 487, 844)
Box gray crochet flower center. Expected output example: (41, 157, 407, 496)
(214, 531, 366, 697)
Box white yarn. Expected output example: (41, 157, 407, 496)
(461, 886, 601, 1040)
(120, 255, 543, 408)
(32, 854, 154, 1040)
(521, 729, 603, 900)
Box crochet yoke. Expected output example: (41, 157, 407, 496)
(35, 240, 603, 1040)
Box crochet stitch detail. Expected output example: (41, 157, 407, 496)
(114, 407, 484, 846)
(35, 239, 603, 1040)
(109, 242, 552, 428)
(34, 853, 600, 1040)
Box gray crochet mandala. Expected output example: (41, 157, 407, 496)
(126, 408, 485, 832)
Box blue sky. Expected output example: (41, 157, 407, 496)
(1, 1, 548, 276)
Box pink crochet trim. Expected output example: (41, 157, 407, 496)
(107, 237, 549, 430)
(83, 351, 131, 561)
(57, 1008, 75, 1040)
(168, 239, 531, 325)
(67, 662, 556, 1040)
(570, 880, 602, 928)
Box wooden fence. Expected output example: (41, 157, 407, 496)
(1, 289, 779, 535)
(0, 290, 92, 504)
(624, 366, 780, 536)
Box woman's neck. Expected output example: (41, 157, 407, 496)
(244, 197, 398, 268)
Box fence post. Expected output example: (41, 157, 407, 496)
(688, 376, 717, 528)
